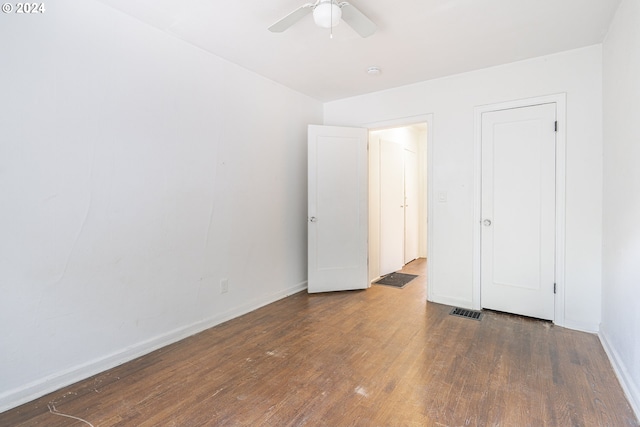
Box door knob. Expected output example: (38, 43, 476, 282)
(309, 217, 317, 223)
(483, 219, 492, 226)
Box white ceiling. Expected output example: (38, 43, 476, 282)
(95, 0, 621, 102)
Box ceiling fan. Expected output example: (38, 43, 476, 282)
(268, 0, 377, 38)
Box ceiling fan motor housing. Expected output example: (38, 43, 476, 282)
(313, 0, 342, 28)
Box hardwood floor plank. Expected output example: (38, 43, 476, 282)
(1, 258, 637, 426)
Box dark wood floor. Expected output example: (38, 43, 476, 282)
(2, 258, 638, 426)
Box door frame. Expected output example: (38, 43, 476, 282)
(363, 114, 434, 301)
(472, 94, 567, 326)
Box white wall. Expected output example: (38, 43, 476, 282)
(600, 0, 640, 417)
(325, 46, 603, 331)
(0, 0, 322, 410)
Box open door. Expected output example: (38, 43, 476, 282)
(308, 125, 368, 293)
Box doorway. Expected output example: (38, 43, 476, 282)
(368, 124, 428, 283)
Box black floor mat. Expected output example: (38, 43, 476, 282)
(374, 272, 418, 288)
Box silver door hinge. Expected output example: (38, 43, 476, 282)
(554, 121, 558, 132)
(553, 283, 557, 294)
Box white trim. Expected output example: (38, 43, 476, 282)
(562, 319, 599, 334)
(429, 295, 473, 310)
(426, 117, 435, 303)
(473, 94, 567, 326)
(599, 329, 640, 420)
(363, 114, 431, 131)
(362, 114, 435, 302)
(0, 281, 308, 413)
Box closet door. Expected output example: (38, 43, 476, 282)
(379, 139, 404, 276)
(404, 148, 419, 264)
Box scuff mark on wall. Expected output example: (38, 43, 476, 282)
(53, 139, 96, 287)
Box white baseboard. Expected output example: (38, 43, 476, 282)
(599, 329, 640, 421)
(560, 318, 599, 333)
(0, 281, 307, 413)
(428, 294, 473, 309)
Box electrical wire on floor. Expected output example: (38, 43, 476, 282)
(48, 402, 95, 427)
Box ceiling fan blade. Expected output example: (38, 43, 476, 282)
(268, 3, 315, 33)
(340, 2, 376, 38)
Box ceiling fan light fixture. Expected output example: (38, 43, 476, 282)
(313, 1, 342, 29)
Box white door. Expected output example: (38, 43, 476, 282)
(308, 125, 368, 293)
(481, 103, 556, 320)
(379, 139, 404, 276)
(404, 148, 419, 264)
